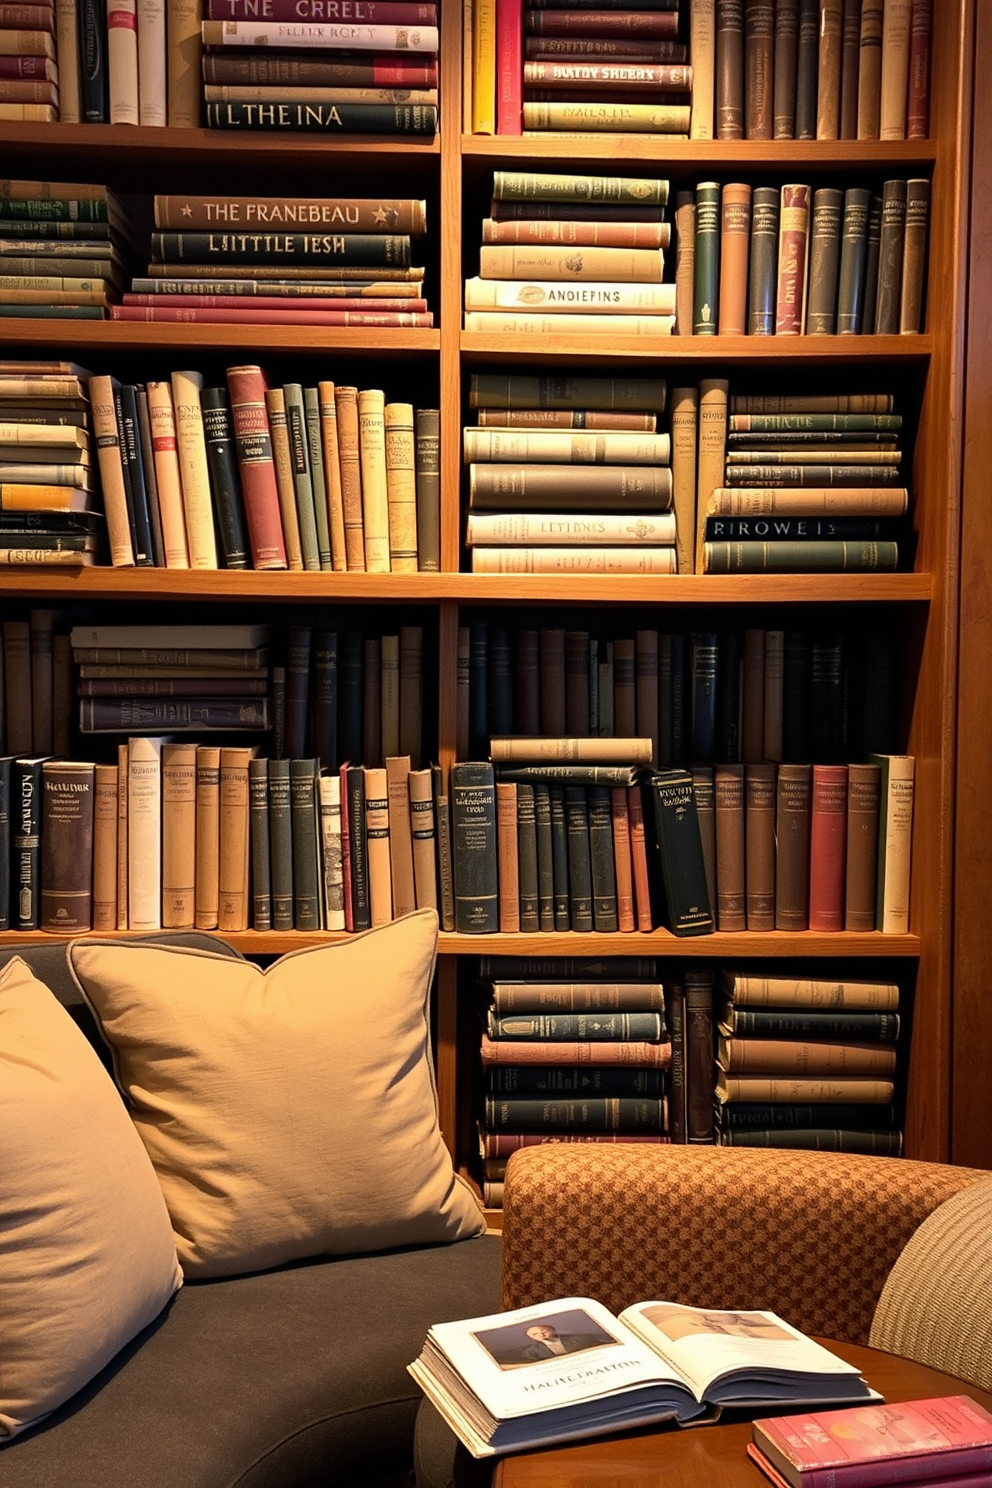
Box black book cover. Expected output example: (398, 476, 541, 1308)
(80, 0, 107, 122)
(516, 781, 540, 932)
(201, 387, 250, 570)
(533, 780, 555, 931)
(549, 782, 571, 930)
(451, 761, 498, 933)
(338, 629, 364, 765)
(488, 626, 514, 738)
(267, 757, 294, 931)
(645, 771, 715, 936)
(690, 632, 719, 762)
(135, 387, 165, 567)
(588, 783, 619, 932)
(564, 785, 593, 933)
(715, 630, 741, 763)
(782, 629, 812, 761)
(346, 762, 371, 931)
(248, 756, 271, 931)
(116, 384, 155, 566)
(309, 628, 338, 771)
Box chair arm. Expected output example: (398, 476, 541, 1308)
(500, 1144, 988, 1345)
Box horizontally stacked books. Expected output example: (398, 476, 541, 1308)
(465, 171, 675, 337)
(0, 0, 58, 120)
(675, 176, 929, 337)
(477, 958, 671, 1206)
(87, 365, 440, 573)
(464, 372, 676, 575)
(701, 388, 908, 574)
(688, 0, 931, 142)
(0, 361, 106, 566)
(714, 971, 903, 1157)
(471, 0, 691, 136)
(201, 3, 439, 134)
(0, 179, 136, 321)
(112, 192, 431, 328)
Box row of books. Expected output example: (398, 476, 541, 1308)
(469, 0, 690, 137)
(0, 0, 60, 122)
(0, 179, 135, 321)
(675, 175, 929, 338)
(465, 169, 675, 338)
(689, 0, 931, 143)
(87, 366, 440, 574)
(457, 620, 899, 767)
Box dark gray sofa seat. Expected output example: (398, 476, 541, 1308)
(0, 936, 502, 1488)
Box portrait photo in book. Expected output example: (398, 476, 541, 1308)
(472, 1307, 620, 1368)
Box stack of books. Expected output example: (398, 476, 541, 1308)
(0, 179, 135, 321)
(703, 391, 908, 575)
(465, 170, 675, 338)
(464, 369, 675, 575)
(689, 0, 932, 142)
(471, 0, 690, 137)
(677, 176, 929, 338)
(71, 622, 273, 738)
(200, 6, 439, 134)
(86, 366, 440, 575)
(714, 971, 904, 1156)
(113, 194, 431, 327)
(0, 2, 58, 120)
(476, 956, 671, 1207)
(0, 362, 105, 567)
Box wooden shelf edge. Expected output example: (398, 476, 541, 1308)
(0, 120, 441, 165)
(0, 320, 439, 356)
(461, 331, 933, 363)
(460, 135, 938, 169)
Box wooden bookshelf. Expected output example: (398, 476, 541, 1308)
(0, 0, 978, 1179)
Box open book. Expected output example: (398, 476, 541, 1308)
(408, 1296, 880, 1458)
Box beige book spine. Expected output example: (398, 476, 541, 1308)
(146, 380, 190, 567)
(385, 753, 416, 918)
(137, 0, 167, 124)
(218, 745, 253, 931)
(464, 511, 676, 546)
(127, 735, 164, 930)
(816, 0, 842, 138)
(384, 401, 418, 572)
(194, 743, 220, 929)
(170, 369, 219, 568)
(724, 974, 899, 1008)
(92, 762, 119, 931)
(718, 181, 752, 335)
(674, 190, 696, 334)
(464, 311, 674, 335)
(161, 741, 197, 927)
(872, 751, 914, 932)
(478, 244, 665, 283)
(363, 765, 393, 926)
(88, 374, 135, 567)
(857, 0, 883, 136)
(55, 0, 82, 121)
(334, 384, 366, 571)
(695, 378, 730, 572)
(690, 0, 715, 137)
(108, 0, 140, 124)
(878, 0, 911, 138)
(717, 1073, 896, 1102)
(496, 780, 520, 931)
(166, 0, 203, 127)
(317, 380, 347, 571)
(408, 766, 438, 912)
(358, 387, 390, 573)
(463, 427, 671, 465)
(456, 626, 470, 761)
(490, 736, 653, 764)
(472, 546, 677, 574)
(718, 1037, 897, 1074)
(707, 486, 909, 515)
(263, 387, 304, 571)
(116, 741, 129, 929)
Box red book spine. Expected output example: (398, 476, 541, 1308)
(808, 762, 848, 931)
(524, 10, 680, 38)
(775, 182, 810, 334)
(610, 784, 636, 932)
(497, 0, 524, 134)
(121, 294, 428, 312)
(906, 0, 931, 137)
(109, 306, 433, 326)
(224, 364, 288, 571)
(205, 0, 437, 19)
(626, 783, 654, 931)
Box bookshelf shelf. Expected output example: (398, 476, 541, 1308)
(0, 321, 441, 356)
(459, 333, 933, 366)
(459, 135, 937, 171)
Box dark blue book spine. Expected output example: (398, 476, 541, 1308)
(115, 384, 154, 566)
(201, 387, 251, 570)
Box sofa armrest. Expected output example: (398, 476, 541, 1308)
(500, 1145, 988, 1345)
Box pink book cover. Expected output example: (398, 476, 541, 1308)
(808, 762, 848, 931)
(496, 0, 523, 134)
(752, 1396, 992, 1488)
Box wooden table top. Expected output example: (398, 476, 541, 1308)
(493, 1341, 992, 1488)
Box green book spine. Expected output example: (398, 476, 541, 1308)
(588, 782, 619, 932)
(692, 180, 721, 334)
(549, 782, 570, 930)
(646, 770, 715, 936)
(283, 383, 321, 571)
(836, 186, 872, 333)
(451, 761, 498, 933)
(304, 386, 332, 570)
(747, 184, 780, 334)
(248, 756, 271, 930)
(533, 780, 555, 931)
(487, 1011, 664, 1041)
(267, 757, 294, 931)
(704, 539, 899, 572)
(805, 186, 844, 333)
(516, 781, 540, 932)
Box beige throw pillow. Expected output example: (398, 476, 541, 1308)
(69, 910, 484, 1278)
(0, 957, 182, 1442)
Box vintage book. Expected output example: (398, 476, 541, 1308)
(835, 185, 872, 333)
(718, 182, 752, 335)
(218, 745, 254, 932)
(145, 380, 190, 568)
(669, 386, 697, 573)
(170, 370, 219, 569)
(635, 629, 659, 766)
(805, 187, 843, 333)
(773, 0, 798, 135)
(747, 184, 780, 334)
(720, 971, 899, 1009)
(87, 373, 134, 566)
(357, 387, 390, 573)
(483, 1095, 666, 1131)
(468, 460, 672, 509)
(283, 382, 320, 570)
(750, 1396, 992, 1488)
(478, 243, 665, 283)
(685, 967, 716, 1142)
(491, 736, 652, 765)
(714, 763, 746, 931)
(465, 511, 676, 546)
(496, 779, 520, 931)
(516, 782, 539, 930)
(413, 406, 440, 573)
(200, 386, 250, 570)
(745, 0, 773, 138)
(115, 383, 155, 568)
(794, 0, 818, 137)
(469, 371, 667, 410)
(839, 0, 860, 136)
(361, 763, 391, 927)
(496, 0, 522, 134)
(481, 218, 668, 250)
(899, 176, 929, 333)
(775, 762, 811, 930)
(191, 743, 220, 930)
(718, 1003, 900, 1041)
(127, 735, 165, 930)
(815, 0, 842, 138)
(673, 190, 695, 335)
(383, 753, 416, 918)
(844, 760, 881, 930)
(718, 1034, 896, 1076)
(548, 783, 569, 929)
(695, 379, 729, 570)
(707, 486, 908, 514)
(316, 381, 347, 572)
(715, 0, 744, 139)
(870, 751, 914, 932)
(664, 981, 687, 1141)
(432, 762, 454, 931)
(878, 0, 911, 138)
(533, 780, 555, 930)
(906, 0, 930, 137)
(873, 177, 907, 333)
(564, 784, 593, 932)
(490, 978, 665, 1013)
(690, 0, 715, 136)
(717, 1072, 895, 1103)
(645, 770, 714, 936)
(857, 0, 883, 136)
(775, 183, 811, 333)
(89, 760, 117, 932)
(520, 101, 689, 131)
(744, 762, 778, 930)
(265, 756, 293, 931)
(161, 741, 197, 928)
(486, 1068, 664, 1100)
(451, 761, 498, 933)
(40, 759, 94, 932)
(220, 366, 287, 571)
(344, 761, 370, 930)
(315, 769, 343, 930)
(203, 99, 439, 132)
(248, 755, 272, 931)
(265, 387, 305, 570)
(588, 783, 618, 931)
(12, 753, 50, 929)
(464, 425, 671, 465)
(304, 385, 334, 568)
(465, 278, 674, 317)
(692, 181, 721, 334)
(807, 763, 848, 931)
(704, 540, 899, 573)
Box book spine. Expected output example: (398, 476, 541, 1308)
(871, 751, 914, 932)
(714, 763, 746, 930)
(81, 0, 107, 120)
(108, 0, 139, 123)
(775, 761, 812, 929)
(127, 735, 164, 929)
(192, 748, 220, 927)
(775, 182, 811, 333)
(451, 761, 498, 932)
(496, 0, 522, 133)
(218, 745, 253, 931)
(879, 0, 911, 138)
(588, 782, 619, 931)
(166, 0, 201, 126)
(116, 383, 155, 566)
(248, 755, 272, 930)
(839, 0, 860, 136)
(284, 381, 320, 570)
(136, 0, 166, 124)
(808, 762, 848, 930)
(647, 770, 715, 935)
(473, 0, 496, 132)
(692, 180, 721, 334)
(489, 1010, 664, 1041)
(204, 100, 437, 130)
(836, 186, 872, 334)
(695, 379, 729, 570)
(715, 0, 744, 138)
(362, 763, 392, 927)
(161, 741, 197, 928)
(90, 761, 117, 931)
(744, 0, 773, 137)
(685, 968, 715, 1141)
(432, 762, 455, 931)
(229, 369, 305, 570)
(857, 0, 883, 136)
(772, 0, 797, 135)
(744, 761, 777, 929)
(898, 177, 929, 333)
(54, 0, 82, 120)
(669, 385, 698, 573)
(845, 760, 881, 930)
(265, 756, 292, 930)
(549, 783, 570, 929)
(806, 186, 844, 333)
(815, 0, 842, 138)
(673, 189, 696, 336)
(170, 369, 219, 568)
(718, 181, 751, 335)
(690, 0, 715, 136)
(383, 400, 419, 571)
(664, 981, 687, 1140)
(905, 0, 930, 137)
(484, 1096, 666, 1131)
(346, 762, 371, 930)
(514, 781, 539, 931)
(87, 373, 135, 566)
(564, 783, 594, 932)
(873, 177, 907, 333)
(116, 742, 129, 929)
(357, 387, 390, 572)
(496, 779, 520, 930)
(747, 184, 780, 334)
(200, 386, 250, 569)
(40, 760, 94, 931)
(303, 386, 332, 570)
(794, 0, 818, 137)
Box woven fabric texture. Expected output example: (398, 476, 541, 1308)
(869, 1176, 992, 1387)
(500, 1145, 989, 1345)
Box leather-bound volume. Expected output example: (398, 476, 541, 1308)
(610, 785, 636, 932)
(161, 741, 196, 929)
(40, 759, 94, 932)
(808, 762, 848, 931)
(534, 781, 554, 931)
(685, 967, 716, 1141)
(879, 0, 912, 139)
(692, 764, 717, 917)
(626, 783, 654, 931)
(451, 761, 498, 933)
(516, 781, 540, 932)
(674, 189, 695, 334)
(815, 0, 842, 138)
(588, 783, 619, 932)
(773, 0, 798, 136)
(362, 764, 391, 929)
(219, 746, 254, 933)
(408, 766, 438, 914)
(670, 385, 698, 572)
(665, 981, 688, 1142)
(873, 177, 907, 333)
(836, 186, 872, 333)
(385, 753, 416, 919)
(690, 0, 715, 137)
(745, 0, 773, 137)
(899, 176, 930, 333)
(715, 0, 744, 138)
(774, 761, 812, 930)
(906, 0, 931, 138)
(635, 628, 659, 766)
(748, 185, 780, 334)
(845, 760, 881, 929)
(857, 0, 883, 137)
(745, 762, 777, 930)
(692, 180, 721, 334)
(861, 191, 884, 331)
(92, 762, 118, 933)
(718, 181, 752, 335)
(839, 0, 860, 136)
(539, 626, 566, 736)
(775, 182, 811, 334)
(714, 763, 746, 931)
(794, 0, 818, 138)
(613, 636, 636, 737)
(225, 364, 289, 570)
(646, 768, 715, 936)
(564, 784, 593, 933)
(806, 186, 844, 334)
